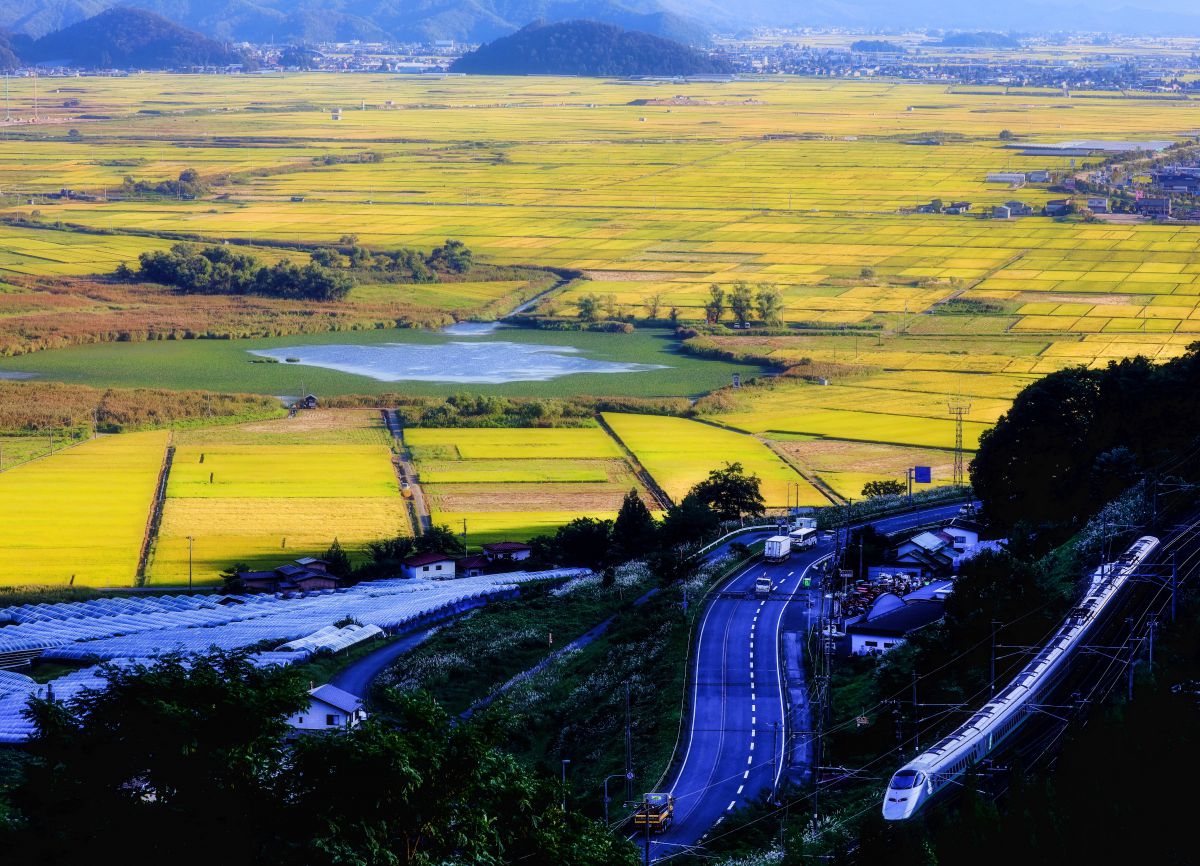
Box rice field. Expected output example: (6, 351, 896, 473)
(601, 413, 826, 507)
(0, 432, 168, 587)
(3, 73, 1200, 494)
(148, 410, 407, 584)
(405, 426, 652, 543)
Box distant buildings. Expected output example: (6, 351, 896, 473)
(1137, 197, 1173, 218)
(236, 558, 342, 593)
(986, 172, 1027, 186)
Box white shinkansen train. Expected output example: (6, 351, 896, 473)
(882, 535, 1160, 821)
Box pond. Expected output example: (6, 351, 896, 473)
(0, 326, 770, 398)
(249, 339, 668, 384)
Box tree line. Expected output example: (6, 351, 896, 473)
(0, 651, 634, 865)
(125, 243, 355, 302)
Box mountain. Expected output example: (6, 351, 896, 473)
(27, 7, 243, 68)
(450, 19, 731, 75)
(0, 0, 712, 45)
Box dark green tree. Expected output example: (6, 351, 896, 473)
(704, 283, 725, 323)
(8, 651, 306, 864)
(415, 523, 466, 556)
(862, 479, 906, 498)
(659, 491, 721, 548)
(559, 517, 615, 571)
(612, 488, 658, 561)
(322, 538, 352, 578)
(729, 281, 754, 326)
(689, 462, 765, 522)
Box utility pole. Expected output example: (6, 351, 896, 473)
(187, 535, 194, 590)
(643, 793, 652, 866)
(911, 671, 920, 752)
(1148, 618, 1156, 671)
(1126, 616, 1136, 702)
(625, 682, 634, 803)
(1171, 552, 1178, 623)
(990, 620, 999, 697)
(771, 720, 780, 804)
(560, 759, 570, 812)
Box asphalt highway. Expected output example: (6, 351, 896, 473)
(638, 502, 968, 862)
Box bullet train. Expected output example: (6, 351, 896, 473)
(882, 535, 1159, 821)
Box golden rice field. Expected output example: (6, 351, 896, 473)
(601, 413, 827, 507)
(2, 74, 1200, 493)
(148, 410, 407, 584)
(405, 426, 651, 543)
(0, 431, 168, 586)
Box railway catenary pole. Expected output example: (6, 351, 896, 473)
(1126, 617, 1136, 702)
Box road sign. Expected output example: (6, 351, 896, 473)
(913, 465, 932, 484)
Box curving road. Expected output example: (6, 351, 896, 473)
(640, 503, 967, 861)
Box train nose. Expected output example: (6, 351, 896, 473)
(882, 790, 919, 821)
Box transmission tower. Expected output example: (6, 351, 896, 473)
(948, 398, 972, 487)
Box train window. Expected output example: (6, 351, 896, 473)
(890, 769, 924, 789)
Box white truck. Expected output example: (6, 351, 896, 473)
(755, 575, 774, 597)
(764, 534, 792, 563)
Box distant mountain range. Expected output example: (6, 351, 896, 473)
(451, 19, 732, 75)
(0, 7, 243, 69)
(0, 0, 713, 45)
(4, 0, 1200, 52)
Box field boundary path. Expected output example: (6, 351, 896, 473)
(759, 437, 844, 506)
(381, 410, 430, 536)
(136, 441, 174, 587)
(595, 414, 674, 510)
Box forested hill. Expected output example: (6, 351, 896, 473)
(25, 7, 243, 68)
(451, 20, 732, 76)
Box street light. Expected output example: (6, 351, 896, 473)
(603, 771, 635, 826)
(560, 759, 571, 812)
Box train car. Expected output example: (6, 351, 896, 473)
(882, 535, 1159, 821)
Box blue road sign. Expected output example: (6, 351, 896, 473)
(913, 466, 932, 484)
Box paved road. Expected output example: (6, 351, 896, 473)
(641, 501, 969, 861)
(331, 627, 436, 697)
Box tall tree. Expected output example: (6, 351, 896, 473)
(689, 462, 765, 522)
(729, 281, 754, 327)
(704, 283, 725, 323)
(612, 488, 658, 560)
(755, 283, 785, 325)
(659, 491, 721, 548)
(322, 538, 352, 577)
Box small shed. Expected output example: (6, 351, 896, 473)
(288, 684, 366, 731)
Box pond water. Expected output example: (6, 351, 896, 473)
(249, 339, 668, 384)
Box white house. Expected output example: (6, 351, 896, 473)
(401, 552, 457, 580)
(288, 684, 367, 732)
(939, 519, 982, 551)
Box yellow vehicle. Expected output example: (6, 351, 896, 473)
(633, 793, 675, 832)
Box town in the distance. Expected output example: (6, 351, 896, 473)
(0, 1, 1195, 864)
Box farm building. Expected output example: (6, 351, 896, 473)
(992, 205, 1011, 220)
(1005, 200, 1034, 216)
(482, 542, 533, 563)
(986, 172, 1026, 185)
(1044, 198, 1073, 216)
(846, 593, 946, 655)
(401, 551, 456, 580)
(1087, 197, 1111, 213)
(235, 558, 342, 593)
(1137, 197, 1172, 218)
(288, 684, 366, 732)
(459, 554, 489, 577)
(1027, 169, 1051, 183)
